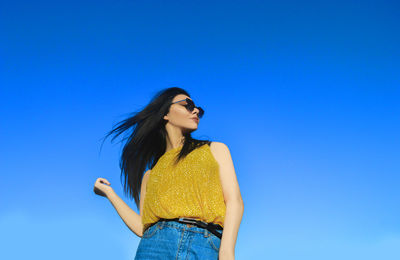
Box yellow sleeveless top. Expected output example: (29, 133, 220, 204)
(141, 143, 226, 233)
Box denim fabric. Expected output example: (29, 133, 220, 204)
(134, 219, 223, 260)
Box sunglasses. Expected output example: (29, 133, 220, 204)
(171, 98, 204, 118)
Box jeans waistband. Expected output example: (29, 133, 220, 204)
(156, 218, 223, 239)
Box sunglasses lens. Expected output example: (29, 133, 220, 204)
(198, 107, 204, 118)
(183, 99, 204, 118)
(185, 99, 195, 111)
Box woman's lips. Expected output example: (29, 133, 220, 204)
(191, 118, 199, 123)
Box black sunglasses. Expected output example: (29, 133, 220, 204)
(171, 98, 204, 118)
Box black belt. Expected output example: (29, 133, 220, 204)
(158, 217, 223, 239)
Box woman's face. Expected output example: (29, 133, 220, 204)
(163, 94, 201, 132)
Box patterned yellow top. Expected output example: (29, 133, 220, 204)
(141, 143, 226, 233)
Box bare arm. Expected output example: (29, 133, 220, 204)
(106, 190, 143, 237)
(210, 142, 244, 258)
(105, 170, 151, 238)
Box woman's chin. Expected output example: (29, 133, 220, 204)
(184, 126, 198, 134)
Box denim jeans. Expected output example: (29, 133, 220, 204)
(134, 219, 223, 260)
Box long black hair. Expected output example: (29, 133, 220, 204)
(100, 87, 211, 209)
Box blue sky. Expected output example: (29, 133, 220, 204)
(1, 0, 399, 259)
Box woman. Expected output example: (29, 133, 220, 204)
(93, 87, 244, 259)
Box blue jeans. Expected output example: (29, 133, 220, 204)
(134, 219, 223, 260)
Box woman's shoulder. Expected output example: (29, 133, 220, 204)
(209, 141, 229, 150)
(208, 141, 230, 158)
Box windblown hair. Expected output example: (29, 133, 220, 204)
(100, 87, 211, 209)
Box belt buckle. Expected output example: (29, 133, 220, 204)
(179, 217, 197, 225)
(179, 217, 210, 229)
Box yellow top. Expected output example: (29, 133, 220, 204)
(141, 143, 226, 233)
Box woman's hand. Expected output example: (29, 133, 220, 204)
(93, 177, 114, 198)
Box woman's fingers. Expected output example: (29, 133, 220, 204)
(102, 179, 110, 185)
(98, 178, 111, 186)
(93, 178, 113, 197)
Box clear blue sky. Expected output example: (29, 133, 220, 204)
(1, 1, 399, 259)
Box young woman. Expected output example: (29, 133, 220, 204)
(93, 87, 244, 259)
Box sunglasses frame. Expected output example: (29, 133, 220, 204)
(171, 98, 204, 118)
